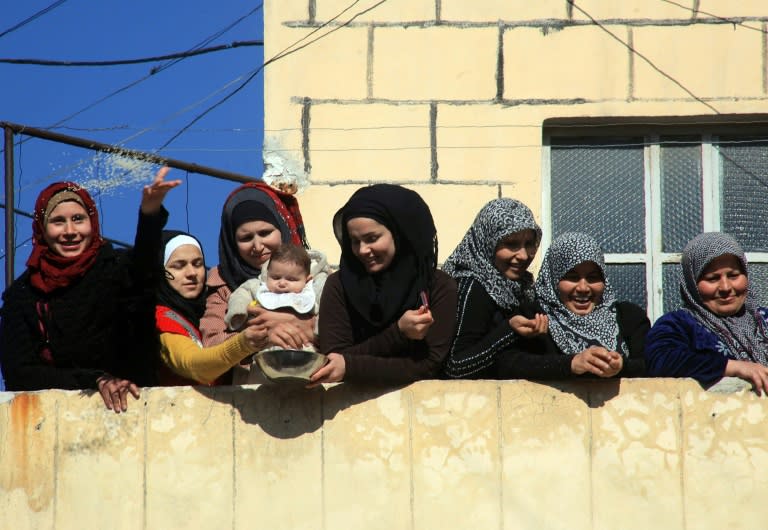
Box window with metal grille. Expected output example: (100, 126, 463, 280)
(543, 128, 768, 322)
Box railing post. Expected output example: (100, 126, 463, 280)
(4, 125, 14, 288)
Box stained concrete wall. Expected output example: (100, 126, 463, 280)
(2, 379, 767, 530)
(262, 0, 768, 265)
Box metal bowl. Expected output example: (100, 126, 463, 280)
(254, 349, 328, 383)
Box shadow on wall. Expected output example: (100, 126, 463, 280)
(193, 382, 405, 439)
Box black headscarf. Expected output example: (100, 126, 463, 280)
(333, 184, 437, 330)
(218, 182, 307, 290)
(158, 230, 207, 329)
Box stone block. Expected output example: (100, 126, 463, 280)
(296, 184, 360, 266)
(504, 26, 630, 100)
(56, 391, 144, 530)
(234, 384, 324, 530)
(406, 183, 501, 263)
(633, 24, 763, 100)
(410, 381, 502, 529)
(681, 386, 768, 529)
(570, 0, 689, 21)
(440, 0, 568, 22)
(316, 0, 435, 23)
(436, 103, 544, 184)
(698, 0, 768, 18)
(323, 384, 412, 530)
(0, 392, 56, 530)
(500, 381, 591, 530)
(590, 379, 684, 530)
(265, 26, 369, 101)
(309, 103, 432, 182)
(373, 27, 498, 100)
(145, 387, 234, 529)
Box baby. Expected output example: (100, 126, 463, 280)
(225, 243, 317, 338)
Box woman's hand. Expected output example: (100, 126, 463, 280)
(571, 346, 623, 377)
(141, 166, 182, 215)
(96, 374, 140, 413)
(241, 321, 269, 351)
(247, 305, 315, 349)
(307, 353, 345, 387)
(725, 360, 768, 396)
(397, 305, 434, 340)
(509, 313, 549, 337)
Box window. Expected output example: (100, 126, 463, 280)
(544, 124, 768, 322)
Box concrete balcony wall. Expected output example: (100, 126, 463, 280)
(2, 379, 767, 529)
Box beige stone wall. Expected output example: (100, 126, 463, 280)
(2, 380, 767, 529)
(262, 0, 768, 265)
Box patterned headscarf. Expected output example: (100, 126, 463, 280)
(27, 181, 104, 293)
(680, 232, 768, 364)
(218, 181, 308, 290)
(535, 232, 626, 356)
(442, 198, 541, 310)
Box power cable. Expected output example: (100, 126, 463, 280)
(0, 39, 263, 66)
(156, 0, 389, 151)
(15, 3, 263, 146)
(0, 0, 69, 39)
(569, 0, 720, 115)
(659, 0, 768, 34)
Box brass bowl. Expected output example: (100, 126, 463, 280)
(254, 349, 327, 383)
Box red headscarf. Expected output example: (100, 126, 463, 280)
(26, 181, 104, 293)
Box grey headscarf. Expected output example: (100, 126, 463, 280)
(680, 232, 768, 364)
(535, 232, 626, 356)
(442, 198, 541, 311)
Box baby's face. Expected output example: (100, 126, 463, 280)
(266, 260, 310, 294)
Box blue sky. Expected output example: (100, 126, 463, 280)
(0, 1, 266, 293)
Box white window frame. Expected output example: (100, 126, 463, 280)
(543, 130, 768, 322)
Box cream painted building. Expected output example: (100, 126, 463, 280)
(264, 0, 768, 321)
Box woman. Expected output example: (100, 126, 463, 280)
(200, 181, 326, 382)
(442, 198, 548, 378)
(312, 184, 457, 385)
(646, 232, 768, 394)
(156, 230, 268, 386)
(497, 232, 648, 379)
(0, 168, 179, 412)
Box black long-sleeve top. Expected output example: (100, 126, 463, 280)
(496, 301, 649, 380)
(0, 208, 166, 390)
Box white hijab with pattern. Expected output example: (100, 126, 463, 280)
(535, 232, 626, 356)
(442, 198, 541, 311)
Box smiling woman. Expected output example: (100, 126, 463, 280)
(646, 232, 768, 394)
(0, 168, 180, 412)
(496, 232, 649, 380)
(314, 184, 457, 385)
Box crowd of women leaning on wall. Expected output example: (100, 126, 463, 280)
(2, 167, 768, 411)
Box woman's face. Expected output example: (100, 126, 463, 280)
(346, 217, 396, 274)
(558, 261, 605, 316)
(43, 201, 93, 258)
(493, 229, 538, 280)
(235, 220, 283, 269)
(165, 244, 206, 299)
(697, 254, 748, 316)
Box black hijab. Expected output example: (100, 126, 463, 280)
(158, 230, 207, 329)
(218, 182, 307, 290)
(333, 184, 437, 331)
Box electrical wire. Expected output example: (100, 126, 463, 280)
(659, 0, 768, 34)
(0, 0, 69, 39)
(155, 0, 389, 151)
(0, 40, 263, 66)
(569, 0, 720, 115)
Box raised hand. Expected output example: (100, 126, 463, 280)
(141, 166, 182, 214)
